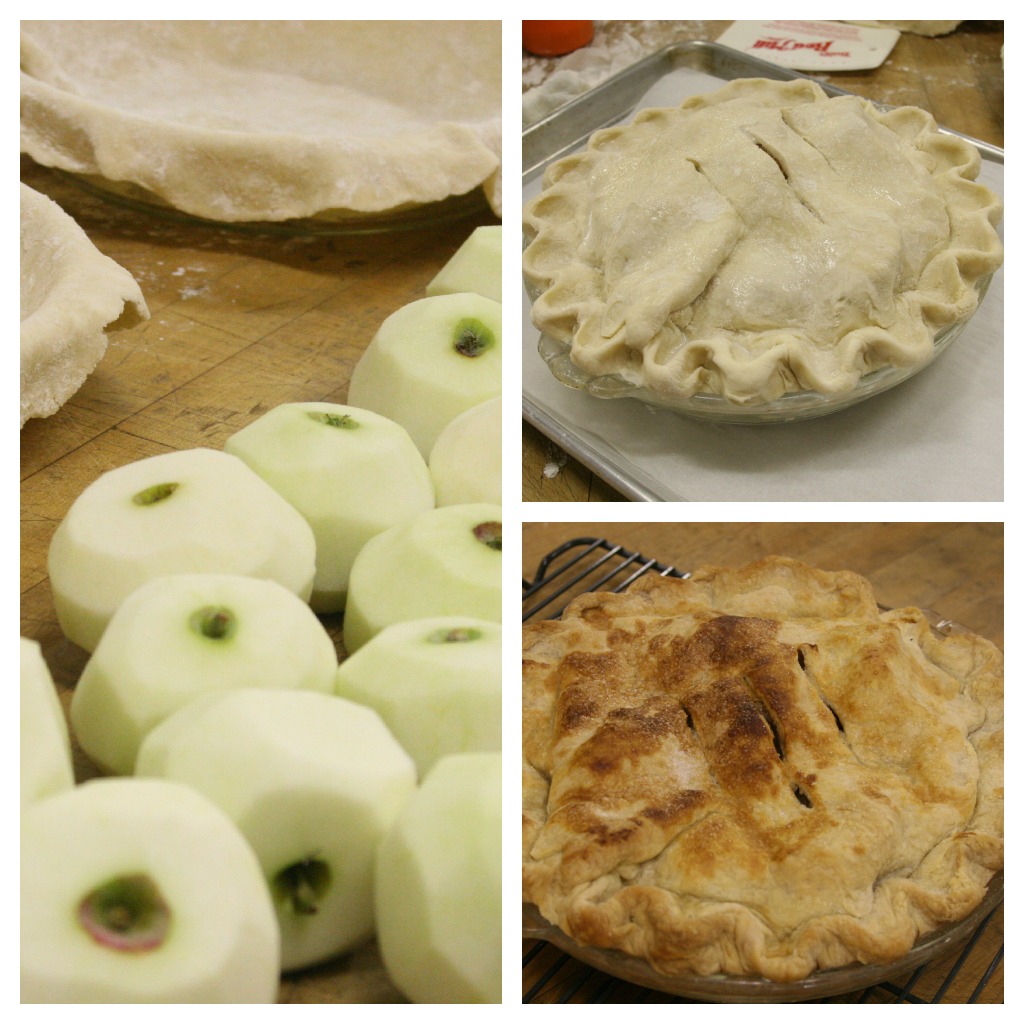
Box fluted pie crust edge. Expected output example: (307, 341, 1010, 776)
(522, 557, 1003, 982)
(522, 79, 1003, 405)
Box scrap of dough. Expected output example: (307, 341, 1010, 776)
(474, 114, 502, 217)
(21, 183, 148, 427)
(522, 32, 648, 127)
(20, 21, 502, 223)
(844, 21, 962, 36)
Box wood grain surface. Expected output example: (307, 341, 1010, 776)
(522, 521, 1003, 1003)
(521, 19, 1005, 502)
(20, 155, 498, 1004)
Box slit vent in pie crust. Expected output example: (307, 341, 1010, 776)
(522, 556, 1003, 982)
(522, 78, 1003, 405)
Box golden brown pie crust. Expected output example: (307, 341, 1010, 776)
(522, 557, 1003, 982)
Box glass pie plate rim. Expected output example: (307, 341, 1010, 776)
(524, 268, 995, 426)
(57, 169, 492, 237)
(522, 870, 1003, 1003)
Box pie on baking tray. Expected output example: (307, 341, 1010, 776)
(522, 557, 1003, 983)
(522, 78, 1003, 406)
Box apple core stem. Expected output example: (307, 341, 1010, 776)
(131, 482, 180, 506)
(274, 858, 330, 917)
(453, 318, 494, 358)
(307, 411, 358, 429)
(473, 521, 502, 551)
(189, 606, 237, 641)
(78, 873, 171, 952)
(428, 627, 483, 644)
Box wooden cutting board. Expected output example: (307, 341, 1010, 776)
(20, 155, 499, 1003)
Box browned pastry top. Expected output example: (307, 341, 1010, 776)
(522, 557, 1003, 981)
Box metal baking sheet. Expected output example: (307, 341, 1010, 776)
(521, 41, 1004, 503)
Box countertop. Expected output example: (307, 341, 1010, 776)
(521, 19, 1005, 502)
(20, 155, 498, 1003)
(522, 520, 1003, 1003)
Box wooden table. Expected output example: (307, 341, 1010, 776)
(521, 19, 1005, 501)
(20, 155, 498, 1003)
(522, 521, 1003, 1002)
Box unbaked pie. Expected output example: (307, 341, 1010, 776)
(522, 78, 1003, 405)
(522, 557, 1003, 982)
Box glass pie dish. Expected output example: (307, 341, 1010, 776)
(522, 597, 1003, 1003)
(59, 171, 492, 237)
(521, 64, 1002, 428)
(525, 271, 994, 426)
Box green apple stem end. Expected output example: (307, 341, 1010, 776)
(427, 626, 483, 644)
(132, 483, 180, 506)
(188, 606, 237, 641)
(306, 411, 358, 430)
(473, 522, 501, 551)
(272, 857, 331, 917)
(78, 873, 171, 952)
(454, 319, 495, 359)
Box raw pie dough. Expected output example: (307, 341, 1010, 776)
(20, 21, 502, 222)
(522, 557, 1003, 982)
(21, 183, 148, 427)
(522, 78, 1003, 404)
(845, 21, 963, 37)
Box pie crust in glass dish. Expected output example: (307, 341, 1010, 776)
(522, 78, 1003, 407)
(21, 183, 148, 427)
(20, 21, 501, 224)
(522, 557, 1003, 983)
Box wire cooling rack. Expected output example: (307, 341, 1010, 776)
(522, 537, 1004, 1004)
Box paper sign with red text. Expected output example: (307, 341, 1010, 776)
(717, 20, 900, 71)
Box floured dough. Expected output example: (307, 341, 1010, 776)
(523, 557, 1003, 981)
(21, 183, 148, 427)
(20, 21, 502, 222)
(845, 21, 962, 37)
(523, 78, 1003, 404)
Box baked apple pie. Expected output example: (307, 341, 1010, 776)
(522, 557, 1003, 982)
(522, 78, 1003, 405)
